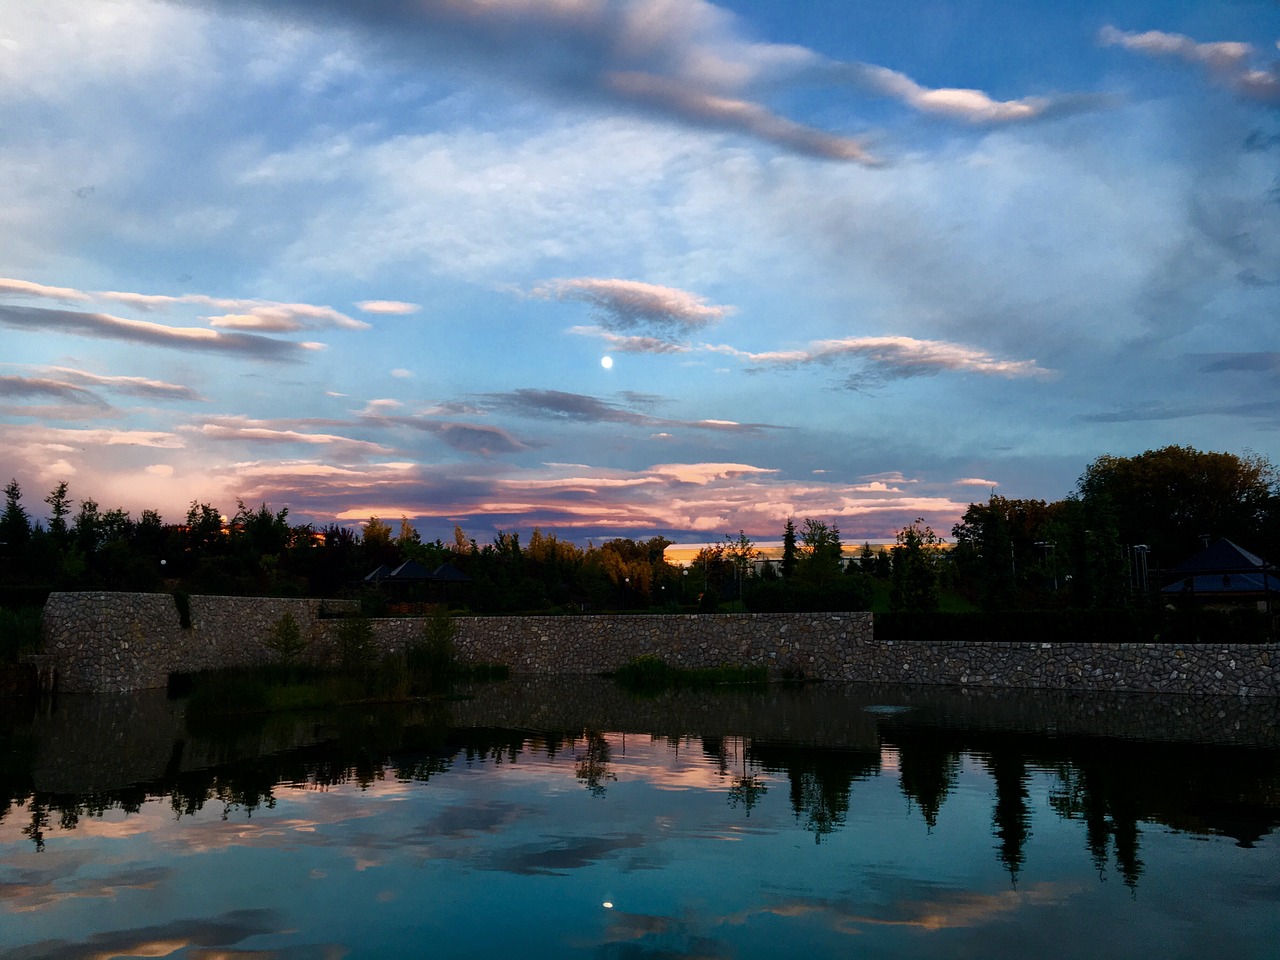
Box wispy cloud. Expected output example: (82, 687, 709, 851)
(1099, 26, 1280, 105)
(1, 276, 368, 331)
(537, 278, 732, 347)
(480, 388, 779, 434)
(0, 375, 105, 406)
(356, 405, 535, 457)
(38, 366, 203, 401)
(567, 327, 692, 355)
(205, 303, 369, 331)
(1198, 353, 1280, 374)
(602, 70, 880, 162)
(357, 300, 420, 315)
(715, 336, 1050, 381)
(0, 304, 321, 360)
(188, 416, 396, 456)
(174, 0, 880, 162)
(0, 277, 92, 302)
(836, 63, 1107, 123)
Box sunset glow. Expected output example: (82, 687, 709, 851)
(1, 1, 1276, 545)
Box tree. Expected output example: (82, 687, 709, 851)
(396, 517, 422, 550)
(1077, 446, 1277, 564)
(723, 530, 759, 598)
(72, 499, 104, 556)
(44, 482, 72, 545)
(796, 518, 843, 584)
(890, 519, 944, 612)
(185, 501, 225, 555)
(781, 518, 798, 579)
(1, 479, 30, 552)
(952, 496, 1055, 610)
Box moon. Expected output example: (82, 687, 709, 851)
(600, 355, 613, 369)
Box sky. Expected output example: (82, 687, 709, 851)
(1, 0, 1278, 547)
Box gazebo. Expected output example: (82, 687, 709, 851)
(1161, 539, 1277, 612)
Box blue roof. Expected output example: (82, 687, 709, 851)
(1163, 539, 1277, 595)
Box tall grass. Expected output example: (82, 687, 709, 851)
(613, 654, 767, 693)
(0, 608, 42, 663)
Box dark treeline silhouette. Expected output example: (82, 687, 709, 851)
(950, 445, 1280, 611)
(1, 444, 1276, 620)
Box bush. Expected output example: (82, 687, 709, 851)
(745, 575, 874, 613)
(613, 655, 768, 692)
(407, 606, 457, 679)
(265, 611, 307, 666)
(0, 607, 42, 663)
(335, 616, 376, 671)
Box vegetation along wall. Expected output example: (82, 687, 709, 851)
(41, 592, 1279, 697)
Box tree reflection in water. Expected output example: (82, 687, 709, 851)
(0, 685, 1278, 891)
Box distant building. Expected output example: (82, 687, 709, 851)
(1161, 539, 1277, 613)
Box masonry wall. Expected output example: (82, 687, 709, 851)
(40, 591, 1280, 696)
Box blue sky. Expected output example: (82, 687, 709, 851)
(1, 0, 1278, 545)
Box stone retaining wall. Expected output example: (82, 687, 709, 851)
(40, 592, 1279, 696)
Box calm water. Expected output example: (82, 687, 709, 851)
(1, 679, 1278, 959)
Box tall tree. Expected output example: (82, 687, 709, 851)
(723, 530, 759, 597)
(1077, 446, 1277, 564)
(781, 518, 798, 580)
(44, 481, 72, 545)
(796, 518, 843, 584)
(0, 479, 30, 552)
(890, 519, 944, 612)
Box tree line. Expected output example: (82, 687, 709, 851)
(1, 444, 1276, 614)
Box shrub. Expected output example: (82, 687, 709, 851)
(407, 606, 457, 679)
(0, 607, 42, 663)
(335, 616, 376, 671)
(745, 576, 874, 613)
(265, 611, 307, 666)
(614, 655, 767, 692)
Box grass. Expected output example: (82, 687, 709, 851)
(613, 654, 768, 693)
(0, 608, 42, 664)
(178, 625, 510, 724)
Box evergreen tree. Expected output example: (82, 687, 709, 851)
(781, 518, 798, 579)
(0, 479, 30, 552)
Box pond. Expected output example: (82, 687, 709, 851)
(1, 678, 1278, 959)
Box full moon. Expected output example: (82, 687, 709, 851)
(600, 356, 613, 369)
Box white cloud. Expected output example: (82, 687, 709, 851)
(846, 63, 1066, 124)
(716, 336, 1050, 380)
(1099, 25, 1280, 104)
(357, 300, 420, 315)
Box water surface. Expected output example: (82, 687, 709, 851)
(1, 679, 1277, 959)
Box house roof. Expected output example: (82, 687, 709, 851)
(431, 562, 471, 582)
(363, 560, 472, 583)
(386, 560, 435, 580)
(1162, 538, 1276, 595)
(1170, 538, 1268, 575)
(363, 564, 392, 582)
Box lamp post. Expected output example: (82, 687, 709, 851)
(1034, 541, 1056, 592)
(1132, 544, 1150, 600)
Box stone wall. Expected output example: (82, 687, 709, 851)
(42, 593, 339, 693)
(40, 592, 1279, 697)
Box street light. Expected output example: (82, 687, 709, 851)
(1132, 545, 1150, 599)
(1034, 541, 1056, 591)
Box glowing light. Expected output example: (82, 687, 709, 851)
(602, 901, 613, 909)
(600, 356, 613, 369)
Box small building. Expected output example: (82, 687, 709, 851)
(1161, 539, 1277, 613)
(362, 561, 472, 606)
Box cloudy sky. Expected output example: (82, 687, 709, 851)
(2, 0, 1278, 546)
